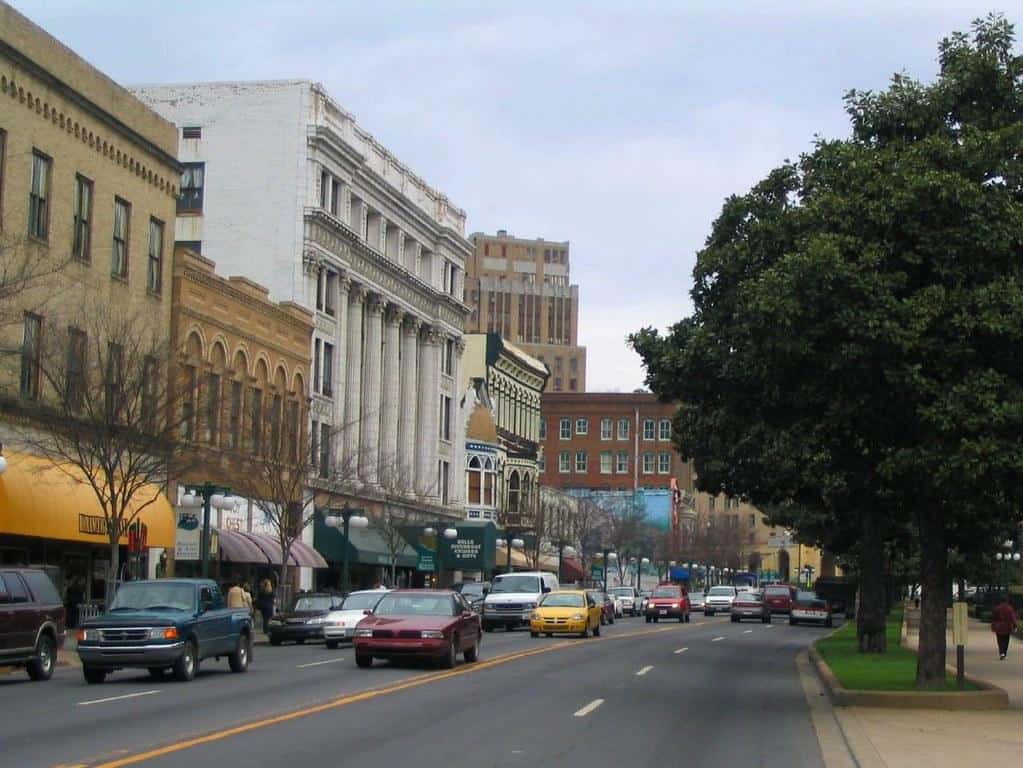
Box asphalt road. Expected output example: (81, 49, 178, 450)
(0, 614, 833, 768)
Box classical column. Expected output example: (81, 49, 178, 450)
(379, 304, 402, 483)
(398, 316, 420, 487)
(416, 326, 441, 499)
(449, 338, 466, 506)
(360, 294, 384, 487)
(342, 285, 365, 476)
(333, 274, 351, 433)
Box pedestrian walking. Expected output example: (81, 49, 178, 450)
(990, 594, 1018, 660)
(226, 580, 247, 609)
(257, 578, 275, 633)
(242, 582, 254, 616)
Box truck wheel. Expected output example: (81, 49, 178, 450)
(173, 640, 198, 682)
(325, 640, 339, 650)
(464, 640, 479, 663)
(229, 634, 250, 673)
(27, 633, 55, 681)
(83, 666, 106, 684)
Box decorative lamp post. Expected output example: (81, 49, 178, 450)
(180, 483, 237, 578)
(600, 550, 618, 594)
(325, 506, 370, 594)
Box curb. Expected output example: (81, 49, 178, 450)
(809, 645, 1008, 710)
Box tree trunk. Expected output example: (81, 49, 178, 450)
(916, 507, 948, 688)
(278, 559, 291, 609)
(390, 561, 397, 588)
(106, 531, 121, 606)
(857, 507, 887, 652)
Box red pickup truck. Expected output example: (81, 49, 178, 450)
(644, 583, 691, 623)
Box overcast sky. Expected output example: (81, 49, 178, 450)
(11, 0, 1014, 390)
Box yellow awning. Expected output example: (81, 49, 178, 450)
(0, 451, 175, 548)
(495, 545, 532, 569)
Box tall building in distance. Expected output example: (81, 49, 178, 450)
(465, 230, 585, 393)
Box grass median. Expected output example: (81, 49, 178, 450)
(815, 607, 975, 691)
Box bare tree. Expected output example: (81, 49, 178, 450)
(0, 233, 72, 336)
(15, 303, 190, 604)
(377, 459, 432, 587)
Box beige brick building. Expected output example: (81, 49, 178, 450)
(466, 231, 586, 393)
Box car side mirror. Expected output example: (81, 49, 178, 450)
(363, 609, 373, 616)
(542, 585, 551, 593)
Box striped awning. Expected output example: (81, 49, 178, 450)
(216, 528, 270, 564)
(214, 529, 327, 569)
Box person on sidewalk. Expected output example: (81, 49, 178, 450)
(226, 580, 247, 609)
(257, 578, 275, 632)
(990, 594, 1018, 660)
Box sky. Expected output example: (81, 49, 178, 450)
(10, 0, 1016, 391)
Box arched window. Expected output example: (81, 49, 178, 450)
(507, 470, 521, 514)
(484, 457, 496, 507)
(467, 456, 482, 505)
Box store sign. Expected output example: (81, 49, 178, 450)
(78, 514, 126, 538)
(591, 565, 604, 580)
(175, 509, 201, 560)
(417, 553, 435, 572)
(440, 528, 489, 570)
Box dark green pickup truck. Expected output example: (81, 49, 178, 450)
(76, 578, 252, 684)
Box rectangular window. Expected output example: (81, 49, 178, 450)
(559, 418, 571, 440)
(320, 171, 329, 209)
(440, 395, 452, 441)
(228, 380, 243, 450)
(659, 419, 672, 441)
(313, 339, 321, 393)
(324, 271, 337, 316)
(575, 451, 587, 473)
(105, 342, 125, 421)
(616, 451, 629, 473)
(66, 327, 87, 410)
(316, 270, 324, 312)
(330, 177, 341, 217)
(181, 365, 196, 440)
(569, 378, 577, 391)
(642, 452, 655, 474)
(538, 455, 546, 473)
(618, 418, 629, 440)
(322, 342, 334, 397)
(554, 377, 562, 391)
(72, 174, 93, 262)
(249, 388, 263, 455)
(600, 451, 613, 474)
(270, 393, 282, 455)
(112, 198, 130, 278)
(441, 338, 454, 376)
(600, 418, 612, 440)
(182, 126, 202, 139)
(575, 418, 588, 436)
(178, 162, 204, 213)
(643, 419, 656, 440)
(658, 452, 671, 474)
(28, 151, 50, 240)
(439, 460, 450, 505)
(148, 218, 164, 294)
(205, 373, 220, 444)
(559, 451, 571, 473)
(311, 419, 320, 470)
(19, 313, 42, 399)
(319, 422, 331, 478)
(539, 419, 547, 440)
(286, 400, 300, 463)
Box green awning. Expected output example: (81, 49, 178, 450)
(313, 519, 419, 569)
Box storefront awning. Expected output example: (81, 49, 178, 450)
(216, 528, 271, 564)
(237, 531, 327, 568)
(313, 518, 418, 568)
(561, 557, 585, 583)
(0, 451, 175, 548)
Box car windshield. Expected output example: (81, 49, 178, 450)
(292, 596, 334, 611)
(652, 587, 679, 597)
(109, 582, 194, 612)
(373, 594, 454, 617)
(341, 593, 383, 611)
(541, 593, 585, 608)
(796, 591, 819, 602)
(610, 587, 633, 596)
(460, 583, 485, 598)
(492, 575, 540, 593)
(708, 587, 735, 596)
(765, 586, 791, 596)
(586, 592, 606, 602)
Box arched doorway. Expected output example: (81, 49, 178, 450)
(778, 549, 791, 583)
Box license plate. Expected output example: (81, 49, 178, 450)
(659, 609, 667, 615)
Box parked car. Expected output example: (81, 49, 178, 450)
(645, 582, 691, 623)
(323, 589, 389, 649)
(610, 586, 640, 617)
(0, 567, 66, 681)
(530, 590, 602, 638)
(638, 590, 652, 614)
(814, 577, 858, 619)
(689, 591, 706, 612)
(704, 585, 739, 616)
(76, 579, 252, 683)
(790, 591, 833, 627)
(268, 592, 344, 646)
(586, 590, 615, 625)
(730, 591, 771, 623)
(481, 571, 558, 631)
(762, 584, 797, 615)
(456, 581, 490, 614)
(353, 590, 481, 668)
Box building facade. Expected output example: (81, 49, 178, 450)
(133, 80, 472, 520)
(465, 231, 585, 392)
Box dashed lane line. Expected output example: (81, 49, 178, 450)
(673, 647, 688, 654)
(636, 665, 654, 676)
(573, 699, 605, 717)
(711, 636, 725, 642)
(297, 658, 346, 668)
(743, 630, 753, 634)
(77, 690, 161, 707)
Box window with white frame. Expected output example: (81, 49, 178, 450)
(659, 419, 672, 440)
(575, 417, 588, 436)
(538, 455, 545, 473)
(658, 452, 671, 474)
(618, 418, 629, 440)
(539, 419, 547, 439)
(559, 451, 571, 473)
(643, 419, 656, 440)
(600, 417, 612, 440)
(559, 418, 571, 439)
(642, 452, 655, 474)
(575, 451, 587, 473)
(600, 451, 613, 474)
(439, 395, 452, 441)
(616, 451, 629, 473)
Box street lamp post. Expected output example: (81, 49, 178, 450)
(995, 539, 1021, 593)
(600, 549, 618, 594)
(325, 506, 369, 594)
(180, 483, 237, 578)
(425, 526, 459, 587)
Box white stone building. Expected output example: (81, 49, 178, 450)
(134, 80, 470, 526)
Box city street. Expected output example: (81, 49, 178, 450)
(0, 614, 834, 768)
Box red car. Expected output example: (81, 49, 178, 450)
(645, 582, 691, 623)
(762, 584, 797, 615)
(353, 590, 481, 669)
(586, 590, 616, 625)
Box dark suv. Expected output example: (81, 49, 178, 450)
(0, 568, 66, 681)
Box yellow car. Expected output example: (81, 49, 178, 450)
(529, 590, 603, 638)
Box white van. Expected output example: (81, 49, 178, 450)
(481, 571, 559, 631)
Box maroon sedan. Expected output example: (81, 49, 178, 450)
(763, 584, 797, 615)
(586, 590, 616, 625)
(353, 590, 481, 669)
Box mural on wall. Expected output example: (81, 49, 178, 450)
(567, 488, 672, 531)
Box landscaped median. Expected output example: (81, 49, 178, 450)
(809, 608, 1008, 710)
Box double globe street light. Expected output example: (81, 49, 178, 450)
(325, 507, 370, 594)
(425, 526, 459, 587)
(496, 535, 526, 575)
(995, 539, 1021, 593)
(179, 484, 239, 578)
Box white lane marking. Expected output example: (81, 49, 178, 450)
(297, 657, 346, 668)
(743, 629, 753, 634)
(712, 636, 725, 642)
(574, 698, 605, 717)
(674, 647, 688, 654)
(636, 665, 654, 676)
(765, 624, 774, 629)
(77, 689, 161, 706)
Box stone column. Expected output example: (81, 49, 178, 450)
(333, 275, 351, 435)
(378, 303, 402, 484)
(449, 338, 465, 507)
(416, 326, 441, 499)
(360, 294, 384, 487)
(342, 285, 365, 477)
(398, 316, 420, 488)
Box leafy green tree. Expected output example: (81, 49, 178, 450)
(631, 15, 1023, 686)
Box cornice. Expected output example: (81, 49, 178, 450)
(180, 266, 313, 336)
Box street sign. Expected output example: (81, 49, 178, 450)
(767, 533, 793, 548)
(417, 553, 435, 572)
(591, 565, 603, 580)
(952, 602, 968, 646)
